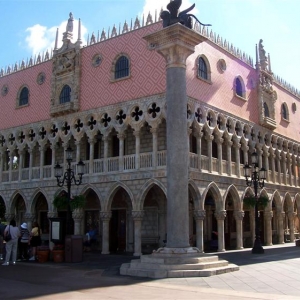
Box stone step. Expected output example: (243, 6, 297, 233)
(129, 259, 229, 270)
(120, 263, 239, 279)
(140, 254, 220, 264)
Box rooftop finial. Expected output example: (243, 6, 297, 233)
(66, 12, 74, 32)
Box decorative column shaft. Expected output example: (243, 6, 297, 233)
(235, 143, 241, 178)
(134, 131, 140, 170)
(51, 144, 56, 178)
(150, 127, 158, 168)
(194, 210, 205, 252)
(88, 138, 95, 174)
(288, 212, 296, 242)
(226, 140, 232, 176)
(132, 211, 144, 256)
(72, 208, 84, 235)
(118, 134, 125, 172)
(18, 149, 24, 182)
(144, 24, 206, 250)
(39, 145, 45, 179)
(234, 210, 244, 249)
(207, 135, 213, 173)
(216, 138, 223, 175)
(103, 136, 108, 172)
(100, 211, 112, 254)
(264, 211, 273, 246)
(29, 148, 33, 180)
(277, 211, 285, 244)
(215, 210, 226, 252)
(0, 150, 4, 183)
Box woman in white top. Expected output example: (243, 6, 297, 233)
(2, 220, 20, 265)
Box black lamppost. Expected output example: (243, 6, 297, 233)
(54, 146, 85, 235)
(244, 151, 267, 254)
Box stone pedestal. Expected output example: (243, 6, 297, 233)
(121, 23, 239, 278)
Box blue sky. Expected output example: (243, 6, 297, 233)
(0, 0, 299, 89)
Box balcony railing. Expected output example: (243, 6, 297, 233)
(0, 151, 297, 187)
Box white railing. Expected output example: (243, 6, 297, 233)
(189, 153, 199, 169)
(32, 167, 40, 179)
(94, 159, 104, 173)
(157, 150, 166, 167)
(212, 158, 218, 172)
(22, 168, 29, 181)
(108, 157, 119, 172)
(140, 153, 152, 169)
(2, 171, 9, 182)
(222, 160, 227, 173)
(12, 170, 18, 182)
(231, 162, 236, 176)
(43, 165, 52, 178)
(124, 154, 136, 170)
(201, 155, 209, 171)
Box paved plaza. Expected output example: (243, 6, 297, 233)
(0, 243, 299, 299)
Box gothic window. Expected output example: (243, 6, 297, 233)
(281, 103, 289, 121)
(115, 55, 129, 79)
(19, 87, 29, 106)
(264, 102, 270, 117)
(59, 85, 71, 104)
(235, 77, 245, 98)
(197, 55, 211, 81)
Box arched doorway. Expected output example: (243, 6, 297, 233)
(33, 193, 49, 241)
(14, 194, 26, 225)
(204, 193, 217, 252)
(109, 188, 132, 253)
(224, 194, 235, 250)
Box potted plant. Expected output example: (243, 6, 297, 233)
(36, 245, 50, 263)
(53, 193, 86, 210)
(243, 196, 269, 209)
(52, 244, 65, 263)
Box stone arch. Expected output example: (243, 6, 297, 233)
(188, 179, 201, 210)
(271, 190, 282, 211)
(201, 182, 223, 211)
(138, 178, 166, 211)
(30, 188, 50, 213)
(80, 184, 103, 208)
(223, 185, 241, 211)
(106, 181, 134, 211)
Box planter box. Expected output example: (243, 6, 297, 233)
(37, 250, 50, 263)
(52, 250, 65, 262)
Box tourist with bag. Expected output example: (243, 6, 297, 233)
(19, 223, 30, 260)
(2, 220, 20, 266)
(29, 222, 42, 261)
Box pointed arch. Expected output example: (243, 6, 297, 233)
(188, 179, 201, 210)
(105, 181, 134, 211)
(138, 178, 166, 211)
(200, 182, 223, 210)
(79, 184, 103, 208)
(223, 185, 242, 211)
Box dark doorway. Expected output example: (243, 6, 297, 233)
(109, 209, 126, 252)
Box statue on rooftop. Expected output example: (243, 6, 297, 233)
(161, 0, 211, 29)
(66, 12, 74, 32)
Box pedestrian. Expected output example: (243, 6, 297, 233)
(29, 221, 42, 261)
(2, 220, 20, 265)
(19, 223, 30, 260)
(0, 219, 6, 261)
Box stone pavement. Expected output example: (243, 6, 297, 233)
(0, 243, 299, 299)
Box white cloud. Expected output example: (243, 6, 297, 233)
(141, 0, 198, 19)
(25, 20, 87, 57)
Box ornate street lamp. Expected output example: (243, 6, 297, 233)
(54, 146, 85, 235)
(244, 151, 267, 254)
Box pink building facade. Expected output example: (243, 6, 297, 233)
(0, 12, 299, 254)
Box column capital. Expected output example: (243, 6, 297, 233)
(132, 210, 144, 221)
(72, 208, 84, 221)
(4, 213, 15, 222)
(100, 211, 112, 221)
(234, 210, 244, 221)
(264, 211, 273, 220)
(24, 213, 35, 222)
(214, 210, 226, 220)
(47, 212, 57, 219)
(143, 23, 207, 68)
(117, 133, 126, 140)
(288, 212, 296, 220)
(194, 210, 206, 220)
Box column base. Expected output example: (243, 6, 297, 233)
(133, 252, 142, 257)
(101, 251, 110, 255)
(120, 247, 239, 278)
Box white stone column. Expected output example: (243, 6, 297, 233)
(39, 145, 45, 179)
(276, 152, 281, 184)
(150, 127, 158, 168)
(216, 138, 223, 175)
(264, 211, 273, 246)
(242, 144, 249, 165)
(282, 153, 287, 185)
(0, 149, 4, 183)
(277, 211, 285, 244)
(118, 133, 125, 172)
(263, 149, 270, 182)
(207, 135, 213, 173)
(28, 148, 33, 181)
(103, 136, 108, 172)
(18, 149, 24, 182)
(234, 143, 241, 178)
(226, 140, 233, 176)
(132, 211, 144, 256)
(234, 210, 244, 249)
(194, 210, 205, 252)
(88, 138, 95, 174)
(8, 149, 14, 182)
(287, 155, 292, 186)
(292, 156, 297, 187)
(143, 24, 206, 252)
(72, 208, 84, 235)
(75, 140, 81, 163)
(215, 210, 226, 252)
(196, 131, 202, 171)
(51, 144, 57, 178)
(24, 213, 35, 232)
(270, 152, 276, 183)
(100, 211, 112, 254)
(134, 130, 140, 170)
(288, 212, 296, 242)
